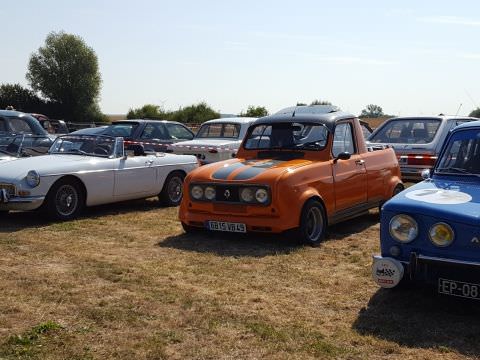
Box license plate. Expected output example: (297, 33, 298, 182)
(438, 278, 480, 300)
(207, 221, 246, 233)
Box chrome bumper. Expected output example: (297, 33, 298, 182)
(0, 195, 45, 211)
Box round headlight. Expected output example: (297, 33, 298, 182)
(389, 214, 418, 243)
(204, 186, 216, 200)
(26, 170, 40, 188)
(255, 188, 269, 203)
(429, 222, 454, 247)
(240, 187, 254, 202)
(191, 185, 203, 200)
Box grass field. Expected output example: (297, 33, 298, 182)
(1, 200, 479, 359)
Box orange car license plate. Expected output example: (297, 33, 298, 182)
(208, 221, 246, 233)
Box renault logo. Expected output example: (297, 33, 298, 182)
(224, 189, 231, 198)
(472, 237, 480, 245)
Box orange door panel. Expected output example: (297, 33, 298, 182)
(332, 154, 367, 211)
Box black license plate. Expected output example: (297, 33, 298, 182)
(438, 278, 480, 300)
(207, 221, 246, 233)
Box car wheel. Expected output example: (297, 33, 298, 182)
(379, 184, 405, 214)
(44, 178, 85, 221)
(292, 199, 326, 247)
(159, 171, 185, 206)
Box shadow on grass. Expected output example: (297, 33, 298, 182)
(158, 211, 380, 257)
(158, 231, 301, 258)
(0, 198, 161, 233)
(353, 286, 480, 356)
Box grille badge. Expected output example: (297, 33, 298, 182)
(224, 189, 231, 199)
(472, 237, 480, 245)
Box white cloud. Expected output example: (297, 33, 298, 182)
(419, 16, 480, 27)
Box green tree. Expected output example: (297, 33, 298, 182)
(296, 102, 307, 106)
(26, 31, 103, 122)
(127, 104, 167, 119)
(310, 99, 332, 105)
(0, 83, 45, 112)
(360, 104, 384, 118)
(169, 102, 220, 124)
(240, 105, 268, 117)
(469, 108, 480, 118)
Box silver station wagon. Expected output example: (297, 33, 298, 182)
(367, 115, 477, 181)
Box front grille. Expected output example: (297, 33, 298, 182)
(213, 203, 247, 213)
(0, 183, 16, 197)
(215, 185, 240, 202)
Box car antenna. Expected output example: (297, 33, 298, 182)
(455, 103, 462, 117)
(292, 109, 296, 117)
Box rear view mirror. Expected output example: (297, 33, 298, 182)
(421, 168, 431, 180)
(334, 152, 351, 163)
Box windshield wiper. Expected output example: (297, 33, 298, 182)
(436, 167, 480, 176)
(296, 141, 324, 149)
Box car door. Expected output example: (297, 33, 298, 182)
(114, 154, 157, 198)
(332, 122, 367, 212)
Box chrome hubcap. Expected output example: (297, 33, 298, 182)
(55, 185, 78, 216)
(306, 207, 323, 242)
(168, 177, 183, 203)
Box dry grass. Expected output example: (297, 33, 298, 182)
(1, 200, 479, 359)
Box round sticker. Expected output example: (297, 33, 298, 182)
(372, 258, 404, 289)
(405, 189, 472, 205)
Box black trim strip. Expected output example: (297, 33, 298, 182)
(212, 162, 245, 180)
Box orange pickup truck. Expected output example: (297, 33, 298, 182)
(179, 108, 403, 245)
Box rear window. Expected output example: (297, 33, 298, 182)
(196, 123, 240, 139)
(103, 123, 139, 137)
(369, 119, 441, 144)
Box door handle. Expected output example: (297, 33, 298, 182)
(145, 160, 154, 166)
(355, 159, 365, 166)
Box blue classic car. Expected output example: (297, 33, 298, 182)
(372, 120, 480, 299)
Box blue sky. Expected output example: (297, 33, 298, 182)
(1, 1, 480, 116)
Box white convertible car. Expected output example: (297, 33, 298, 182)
(170, 117, 257, 164)
(0, 134, 198, 220)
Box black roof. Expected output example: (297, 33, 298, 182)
(251, 111, 356, 132)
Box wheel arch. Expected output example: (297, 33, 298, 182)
(298, 192, 328, 227)
(47, 175, 88, 203)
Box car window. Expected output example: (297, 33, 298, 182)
(8, 117, 34, 133)
(244, 122, 328, 150)
(196, 123, 241, 138)
(103, 123, 139, 137)
(140, 123, 167, 140)
(436, 130, 480, 174)
(369, 119, 441, 144)
(0, 118, 6, 133)
(165, 123, 193, 140)
(361, 123, 372, 139)
(332, 123, 355, 157)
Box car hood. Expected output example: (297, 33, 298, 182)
(384, 178, 480, 226)
(190, 157, 312, 183)
(172, 139, 239, 148)
(0, 154, 110, 181)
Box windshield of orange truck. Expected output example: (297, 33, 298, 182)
(244, 122, 328, 150)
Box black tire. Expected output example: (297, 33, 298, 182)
(379, 184, 405, 214)
(291, 199, 327, 247)
(44, 178, 85, 221)
(0, 210, 9, 216)
(159, 171, 185, 206)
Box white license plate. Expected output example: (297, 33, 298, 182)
(207, 221, 246, 233)
(438, 278, 480, 300)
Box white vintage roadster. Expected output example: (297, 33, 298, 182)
(0, 134, 198, 220)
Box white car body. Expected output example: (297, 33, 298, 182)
(0, 135, 198, 216)
(170, 117, 257, 164)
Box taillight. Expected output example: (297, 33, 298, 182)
(398, 154, 437, 166)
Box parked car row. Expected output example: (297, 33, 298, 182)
(1, 105, 479, 301)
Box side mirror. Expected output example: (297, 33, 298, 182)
(114, 137, 125, 158)
(334, 152, 351, 163)
(421, 168, 431, 180)
(129, 143, 146, 156)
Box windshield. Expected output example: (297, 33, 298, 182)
(50, 135, 115, 157)
(196, 123, 241, 139)
(103, 123, 138, 137)
(0, 135, 53, 157)
(436, 129, 480, 175)
(244, 122, 328, 150)
(369, 118, 441, 144)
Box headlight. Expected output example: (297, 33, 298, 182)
(255, 188, 269, 203)
(240, 187, 254, 202)
(26, 170, 40, 188)
(389, 214, 418, 243)
(204, 186, 216, 200)
(191, 185, 203, 200)
(429, 222, 454, 247)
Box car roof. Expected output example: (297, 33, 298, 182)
(0, 109, 31, 117)
(252, 111, 356, 132)
(452, 119, 480, 130)
(112, 119, 186, 126)
(385, 115, 478, 121)
(202, 117, 257, 125)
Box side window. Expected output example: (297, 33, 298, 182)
(0, 118, 6, 133)
(332, 123, 355, 157)
(360, 124, 372, 139)
(165, 123, 193, 140)
(9, 118, 34, 133)
(140, 123, 167, 140)
(223, 124, 240, 138)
